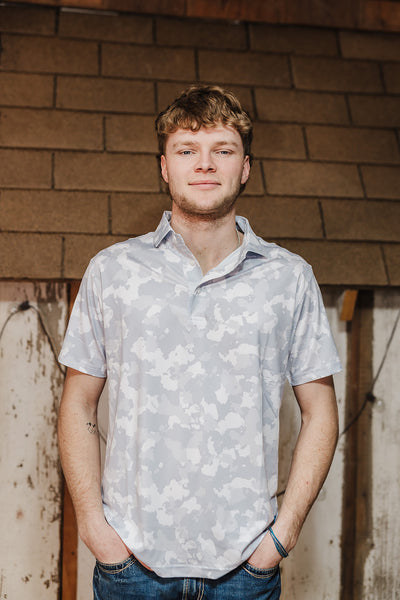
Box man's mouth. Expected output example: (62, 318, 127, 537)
(189, 181, 221, 189)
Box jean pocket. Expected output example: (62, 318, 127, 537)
(242, 562, 280, 580)
(96, 554, 136, 574)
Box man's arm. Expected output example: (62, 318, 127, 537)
(249, 375, 339, 568)
(58, 367, 131, 563)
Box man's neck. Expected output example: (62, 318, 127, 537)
(170, 210, 242, 275)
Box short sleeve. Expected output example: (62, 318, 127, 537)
(286, 265, 342, 386)
(58, 258, 107, 378)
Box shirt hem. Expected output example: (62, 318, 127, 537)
(58, 356, 106, 378)
(288, 363, 342, 387)
(143, 563, 244, 580)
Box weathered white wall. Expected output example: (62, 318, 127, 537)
(362, 289, 400, 600)
(0, 282, 67, 600)
(279, 289, 348, 600)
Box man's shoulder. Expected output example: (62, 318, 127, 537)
(89, 232, 155, 267)
(253, 237, 312, 276)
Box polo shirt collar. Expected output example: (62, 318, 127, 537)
(153, 211, 271, 260)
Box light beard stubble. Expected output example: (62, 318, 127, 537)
(168, 181, 242, 222)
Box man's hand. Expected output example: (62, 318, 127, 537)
(82, 518, 132, 564)
(247, 532, 282, 569)
(82, 516, 153, 571)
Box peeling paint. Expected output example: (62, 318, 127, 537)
(0, 282, 68, 600)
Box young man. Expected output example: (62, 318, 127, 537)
(58, 85, 341, 599)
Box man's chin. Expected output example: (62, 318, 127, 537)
(170, 193, 240, 221)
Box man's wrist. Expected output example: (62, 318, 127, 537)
(272, 508, 301, 554)
(268, 524, 289, 558)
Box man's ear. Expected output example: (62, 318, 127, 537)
(160, 155, 169, 184)
(241, 155, 250, 185)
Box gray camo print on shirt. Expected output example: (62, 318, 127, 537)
(59, 212, 341, 579)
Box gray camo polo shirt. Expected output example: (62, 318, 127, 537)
(59, 212, 341, 579)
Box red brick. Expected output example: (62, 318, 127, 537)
(0, 73, 54, 108)
(255, 88, 349, 124)
(361, 166, 400, 200)
(307, 126, 400, 164)
(263, 160, 363, 197)
(250, 24, 338, 56)
(106, 116, 157, 153)
(236, 196, 323, 239)
(292, 57, 383, 92)
(383, 63, 400, 94)
(339, 30, 400, 61)
(0, 233, 62, 279)
(0, 191, 109, 233)
(383, 244, 400, 285)
(102, 44, 195, 80)
(0, 5, 55, 35)
(1, 34, 99, 75)
(349, 96, 400, 127)
(253, 123, 306, 159)
(56, 76, 154, 114)
(111, 193, 171, 234)
(0, 109, 103, 150)
(199, 51, 291, 87)
(322, 199, 400, 241)
(156, 17, 247, 49)
(156, 82, 254, 117)
(0, 149, 51, 188)
(59, 12, 152, 43)
(63, 234, 126, 279)
(278, 240, 387, 285)
(54, 152, 159, 192)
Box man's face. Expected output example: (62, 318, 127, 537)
(160, 124, 250, 220)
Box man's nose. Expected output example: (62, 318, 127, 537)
(194, 152, 216, 172)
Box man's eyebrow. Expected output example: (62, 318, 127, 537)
(171, 139, 241, 149)
(171, 140, 198, 149)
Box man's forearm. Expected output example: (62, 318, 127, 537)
(274, 376, 339, 553)
(58, 369, 106, 539)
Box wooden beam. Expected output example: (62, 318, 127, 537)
(361, 0, 400, 31)
(340, 290, 359, 322)
(61, 483, 78, 600)
(61, 281, 81, 600)
(6, 0, 400, 32)
(341, 291, 374, 600)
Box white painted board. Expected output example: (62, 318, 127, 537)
(363, 290, 400, 600)
(0, 282, 67, 600)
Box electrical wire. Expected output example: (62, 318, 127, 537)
(0, 301, 111, 443)
(0, 300, 66, 377)
(0, 301, 113, 442)
(277, 308, 400, 498)
(339, 307, 400, 438)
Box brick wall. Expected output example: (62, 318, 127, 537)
(0, 4, 399, 285)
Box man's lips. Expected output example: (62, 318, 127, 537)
(189, 181, 221, 188)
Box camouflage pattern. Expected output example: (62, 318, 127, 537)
(59, 212, 341, 579)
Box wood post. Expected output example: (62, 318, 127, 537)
(341, 291, 374, 599)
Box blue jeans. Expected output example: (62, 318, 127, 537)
(93, 555, 281, 599)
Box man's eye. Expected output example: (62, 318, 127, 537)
(217, 150, 231, 155)
(180, 150, 193, 155)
